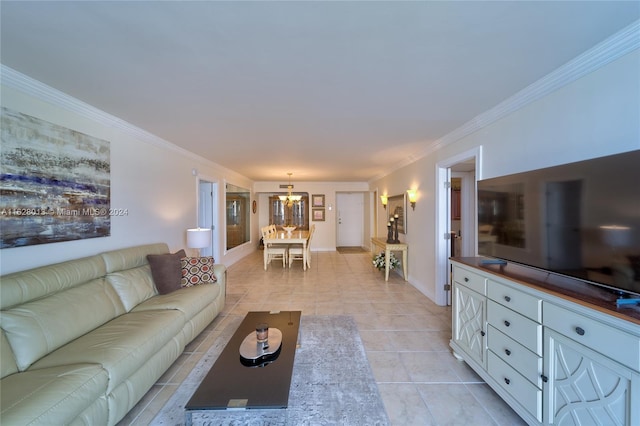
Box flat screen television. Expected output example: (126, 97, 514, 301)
(477, 149, 640, 297)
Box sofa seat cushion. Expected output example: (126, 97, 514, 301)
(132, 282, 221, 316)
(30, 310, 184, 393)
(0, 363, 107, 426)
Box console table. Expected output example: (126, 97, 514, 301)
(450, 257, 640, 425)
(371, 237, 408, 281)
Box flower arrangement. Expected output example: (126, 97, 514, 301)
(372, 251, 400, 270)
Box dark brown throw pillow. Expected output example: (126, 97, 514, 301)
(147, 249, 187, 295)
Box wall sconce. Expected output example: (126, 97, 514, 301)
(406, 189, 417, 210)
(187, 227, 212, 256)
(380, 194, 388, 209)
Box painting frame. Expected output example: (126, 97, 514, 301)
(312, 208, 325, 221)
(387, 194, 406, 234)
(0, 107, 111, 249)
(312, 194, 325, 207)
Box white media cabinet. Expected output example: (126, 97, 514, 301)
(450, 258, 640, 425)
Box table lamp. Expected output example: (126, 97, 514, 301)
(187, 228, 212, 256)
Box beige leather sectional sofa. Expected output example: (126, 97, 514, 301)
(0, 243, 226, 425)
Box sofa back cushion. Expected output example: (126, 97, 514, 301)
(101, 243, 169, 273)
(1, 330, 18, 379)
(0, 254, 107, 310)
(1, 278, 126, 371)
(105, 266, 157, 312)
(101, 243, 169, 311)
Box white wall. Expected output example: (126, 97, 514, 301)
(254, 181, 369, 252)
(0, 81, 254, 275)
(464, 50, 640, 179)
(371, 49, 640, 303)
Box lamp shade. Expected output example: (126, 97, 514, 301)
(406, 189, 417, 203)
(187, 228, 211, 249)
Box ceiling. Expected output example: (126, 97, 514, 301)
(1, 1, 638, 182)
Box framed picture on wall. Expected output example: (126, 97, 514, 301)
(312, 194, 325, 207)
(0, 107, 111, 248)
(312, 208, 325, 221)
(387, 194, 406, 234)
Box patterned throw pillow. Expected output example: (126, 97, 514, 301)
(181, 256, 217, 287)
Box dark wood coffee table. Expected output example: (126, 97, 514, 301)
(185, 311, 301, 420)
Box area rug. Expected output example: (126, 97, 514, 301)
(336, 246, 368, 254)
(152, 315, 390, 425)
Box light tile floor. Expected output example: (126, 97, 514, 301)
(119, 250, 526, 426)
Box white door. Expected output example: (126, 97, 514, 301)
(452, 171, 476, 257)
(337, 192, 364, 247)
(198, 180, 218, 261)
(437, 148, 481, 306)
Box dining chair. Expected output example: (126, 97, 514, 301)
(262, 225, 287, 270)
(288, 224, 314, 269)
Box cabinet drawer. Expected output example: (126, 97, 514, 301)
(453, 265, 486, 295)
(488, 351, 542, 422)
(544, 302, 640, 371)
(488, 300, 542, 355)
(487, 325, 543, 387)
(488, 280, 542, 322)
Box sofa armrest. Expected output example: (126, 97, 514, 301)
(213, 264, 226, 290)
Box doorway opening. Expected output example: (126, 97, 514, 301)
(197, 179, 218, 261)
(435, 147, 481, 306)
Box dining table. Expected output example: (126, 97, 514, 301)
(263, 229, 311, 270)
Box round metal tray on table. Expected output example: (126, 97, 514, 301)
(239, 328, 282, 367)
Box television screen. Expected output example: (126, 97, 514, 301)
(478, 150, 640, 297)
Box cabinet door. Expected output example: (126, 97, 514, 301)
(453, 283, 486, 367)
(545, 329, 637, 425)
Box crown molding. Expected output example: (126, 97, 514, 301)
(0, 64, 230, 173)
(1, 19, 637, 185)
(370, 19, 640, 183)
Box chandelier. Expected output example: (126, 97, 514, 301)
(279, 172, 302, 207)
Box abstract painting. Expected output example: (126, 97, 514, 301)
(0, 107, 111, 248)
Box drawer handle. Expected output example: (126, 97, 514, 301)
(575, 326, 585, 336)
(505, 349, 511, 356)
(464, 277, 469, 282)
(504, 296, 511, 302)
(504, 378, 510, 385)
(504, 320, 511, 327)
